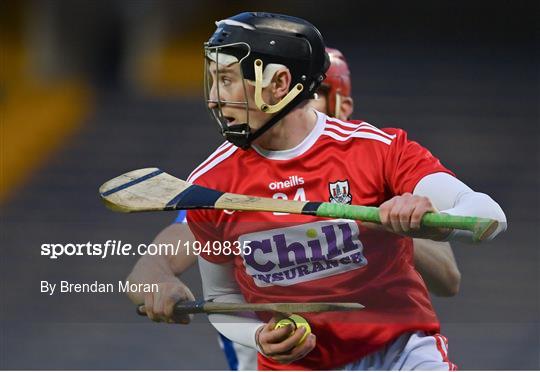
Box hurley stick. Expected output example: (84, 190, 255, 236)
(100, 168, 498, 242)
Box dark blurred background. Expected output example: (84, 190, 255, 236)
(1, 0, 538, 369)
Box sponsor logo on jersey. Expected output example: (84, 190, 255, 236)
(269, 176, 305, 190)
(328, 180, 352, 204)
(240, 219, 367, 287)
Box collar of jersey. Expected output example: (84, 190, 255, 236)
(250, 109, 325, 160)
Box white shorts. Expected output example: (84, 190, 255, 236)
(338, 332, 457, 371)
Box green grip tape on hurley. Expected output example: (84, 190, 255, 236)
(315, 203, 498, 242)
(316, 204, 381, 222)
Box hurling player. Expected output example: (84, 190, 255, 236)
(129, 12, 505, 370)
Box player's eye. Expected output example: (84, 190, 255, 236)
(220, 76, 232, 86)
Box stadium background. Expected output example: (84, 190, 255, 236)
(1, 0, 538, 369)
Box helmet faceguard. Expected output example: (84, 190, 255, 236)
(204, 42, 252, 143)
(204, 12, 329, 149)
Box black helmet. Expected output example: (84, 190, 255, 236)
(204, 12, 330, 149)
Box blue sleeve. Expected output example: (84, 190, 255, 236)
(174, 210, 187, 224)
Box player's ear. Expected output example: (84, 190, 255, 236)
(339, 96, 354, 121)
(271, 68, 292, 100)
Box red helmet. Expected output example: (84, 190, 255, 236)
(322, 47, 351, 118)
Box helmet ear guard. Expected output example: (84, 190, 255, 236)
(204, 12, 329, 149)
(253, 59, 304, 114)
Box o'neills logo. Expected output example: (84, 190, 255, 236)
(268, 176, 305, 190)
(240, 219, 367, 287)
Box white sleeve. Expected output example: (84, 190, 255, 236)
(413, 172, 507, 242)
(198, 257, 264, 349)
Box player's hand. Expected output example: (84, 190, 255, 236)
(255, 317, 316, 364)
(142, 280, 195, 324)
(377, 193, 451, 240)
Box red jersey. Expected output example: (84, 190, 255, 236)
(187, 112, 453, 370)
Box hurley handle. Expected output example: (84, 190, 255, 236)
(316, 204, 498, 242)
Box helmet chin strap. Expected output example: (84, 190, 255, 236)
(223, 59, 305, 149)
(221, 123, 252, 148)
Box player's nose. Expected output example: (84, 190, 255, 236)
(207, 84, 219, 109)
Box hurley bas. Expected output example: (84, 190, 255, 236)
(41, 280, 158, 295)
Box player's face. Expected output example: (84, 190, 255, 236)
(206, 61, 270, 131)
